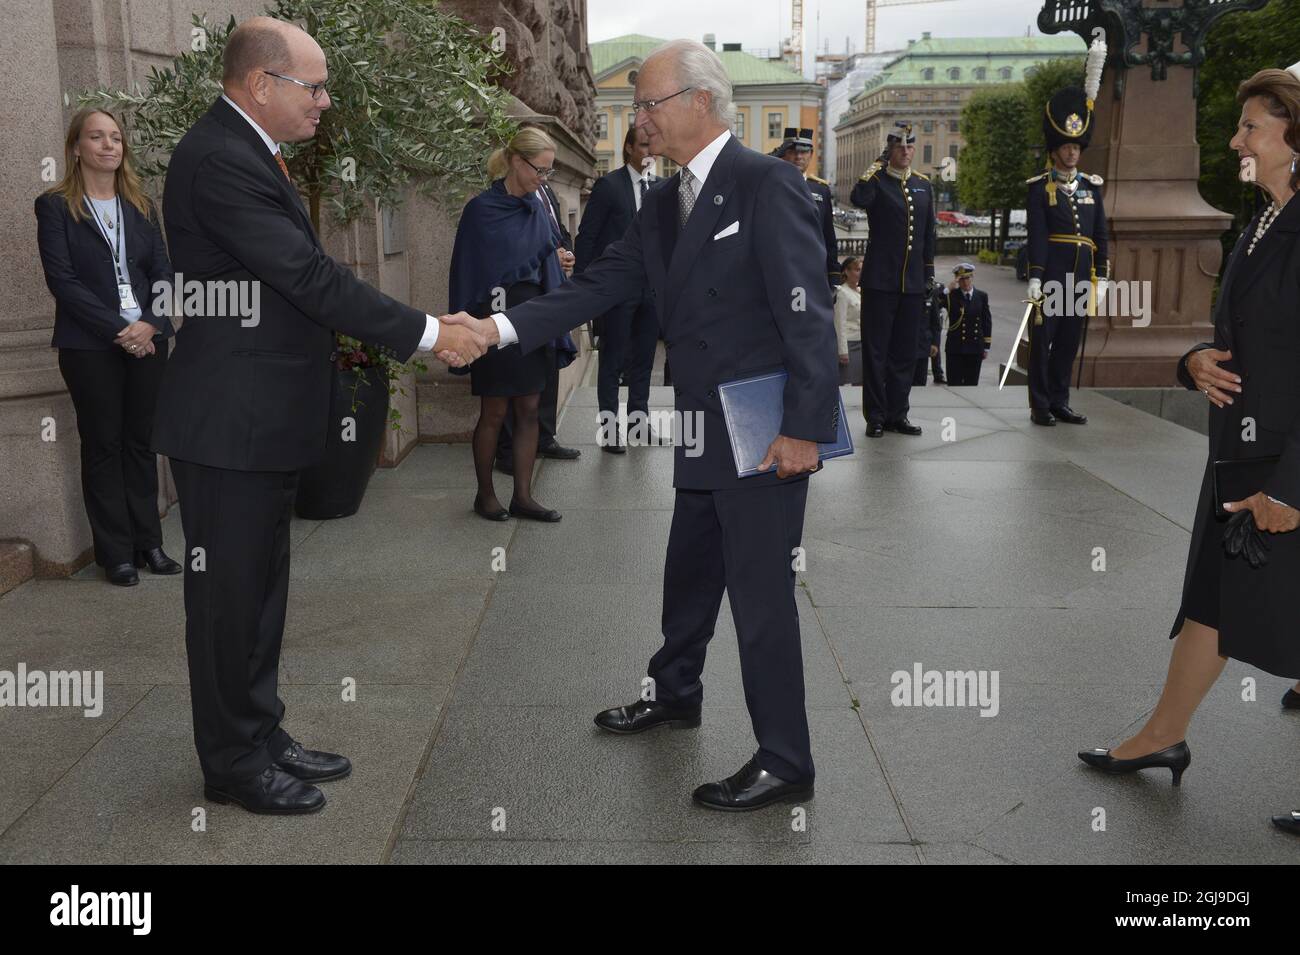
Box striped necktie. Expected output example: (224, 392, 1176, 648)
(274, 150, 292, 183)
(678, 167, 696, 230)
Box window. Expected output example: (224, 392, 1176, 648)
(768, 113, 783, 139)
(923, 144, 933, 164)
(949, 120, 959, 133)
(923, 92, 933, 103)
(950, 91, 961, 102)
(999, 67, 1012, 80)
(596, 155, 610, 175)
(948, 67, 961, 80)
(661, 157, 680, 177)
(896, 91, 908, 101)
(923, 120, 934, 133)
(921, 67, 934, 81)
(949, 144, 959, 159)
(734, 113, 746, 141)
(597, 113, 608, 140)
(974, 67, 986, 81)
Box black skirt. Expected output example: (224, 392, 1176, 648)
(469, 281, 552, 397)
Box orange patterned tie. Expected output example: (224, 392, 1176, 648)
(274, 151, 292, 183)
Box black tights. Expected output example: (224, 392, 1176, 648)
(473, 393, 544, 508)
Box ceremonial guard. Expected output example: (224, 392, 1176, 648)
(1024, 37, 1109, 426)
(851, 122, 937, 436)
(914, 282, 944, 385)
(775, 127, 840, 288)
(943, 262, 991, 385)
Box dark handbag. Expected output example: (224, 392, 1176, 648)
(1211, 455, 1280, 520)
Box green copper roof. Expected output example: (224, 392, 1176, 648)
(591, 34, 814, 86)
(860, 35, 1085, 93)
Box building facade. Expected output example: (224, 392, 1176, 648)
(833, 34, 1086, 206)
(590, 34, 826, 178)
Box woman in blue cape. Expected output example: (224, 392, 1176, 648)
(449, 126, 576, 523)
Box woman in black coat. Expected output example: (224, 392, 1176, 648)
(35, 107, 178, 586)
(1078, 69, 1300, 833)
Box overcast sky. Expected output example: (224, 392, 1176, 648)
(589, 0, 1053, 76)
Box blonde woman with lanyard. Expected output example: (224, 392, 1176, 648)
(35, 107, 179, 586)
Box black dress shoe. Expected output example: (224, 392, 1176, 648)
(276, 740, 352, 782)
(539, 443, 581, 460)
(509, 500, 561, 522)
(933, 375, 947, 384)
(204, 765, 325, 815)
(495, 459, 514, 476)
(594, 698, 701, 734)
(134, 546, 181, 575)
(473, 495, 510, 522)
(1030, 409, 1057, 426)
(884, 418, 922, 436)
(692, 756, 813, 812)
(1271, 811, 1300, 835)
(1283, 688, 1300, 709)
(1077, 740, 1191, 786)
(106, 563, 139, 587)
(601, 440, 627, 455)
(865, 422, 885, 438)
(1050, 405, 1087, 425)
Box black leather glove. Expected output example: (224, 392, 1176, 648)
(1223, 509, 1271, 568)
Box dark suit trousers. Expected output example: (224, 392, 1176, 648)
(861, 291, 922, 424)
(170, 458, 295, 785)
(946, 353, 983, 386)
(597, 300, 658, 419)
(497, 345, 559, 463)
(1027, 308, 1083, 410)
(58, 346, 167, 567)
(648, 481, 814, 783)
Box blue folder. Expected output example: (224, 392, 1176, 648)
(717, 369, 854, 478)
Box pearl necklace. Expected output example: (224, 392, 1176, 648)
(1247, 199, 1286, 255)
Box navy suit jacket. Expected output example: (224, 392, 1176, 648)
(153, 98, 426, 472)
(503, 134, 839, 490)
(35, 191, 175, 350)
(574, 165, 658, 271)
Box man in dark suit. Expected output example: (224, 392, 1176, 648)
(942, 263, 991, 385)
(495, 179, 582, 473)
(851, 122, 937, 437)
(576, 126, 661, 453)
(914, 285, 944, 386)
(153, 16, 484, 815)
(444, 39, 839, 810)
(774, 127, 841, 289)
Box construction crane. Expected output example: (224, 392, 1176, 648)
(867, 0, 962, 54)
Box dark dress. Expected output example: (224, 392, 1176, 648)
(1170, 196, 1300, 678)
(468, 280, 550, 397)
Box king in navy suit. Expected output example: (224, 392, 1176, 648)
(441, 40, 839, 811)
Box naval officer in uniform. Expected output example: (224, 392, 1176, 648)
(775, 127, 840, 289)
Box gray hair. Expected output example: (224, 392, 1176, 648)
(645, 39, 735, 127)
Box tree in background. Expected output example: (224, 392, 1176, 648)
(957, 86, 1030, 254)
(1198, 0, 1300, 261)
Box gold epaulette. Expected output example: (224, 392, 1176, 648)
(1025, 172, 1049, 184)
(808, 174, 829, 185)
(1084, 173, 1104, 186)
(858, 162, 883, 182)
(912, 171, 929, 181)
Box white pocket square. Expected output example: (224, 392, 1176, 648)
(713, 220, 739, 240)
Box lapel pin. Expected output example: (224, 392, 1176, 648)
(713, 194, 723, 205)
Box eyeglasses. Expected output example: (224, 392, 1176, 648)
(521, 156, 555, 180)
(263, 70, 328, 102)
(631, 87, 693, 114)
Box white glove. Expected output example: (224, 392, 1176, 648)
(1027, 277, 1042, 301)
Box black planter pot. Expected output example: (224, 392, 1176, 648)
(295, 366, 391, 520)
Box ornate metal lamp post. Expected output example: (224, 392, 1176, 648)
(1036, 0, 1271, 387)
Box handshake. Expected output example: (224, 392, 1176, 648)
(432, 312, 502, 368)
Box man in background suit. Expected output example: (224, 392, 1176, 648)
(576, 126, 661, 453)
(153, 16, 483, 815)
(444, 39, 839, 810)
(495, 179, 582, 473)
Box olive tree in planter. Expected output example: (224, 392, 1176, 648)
(82, 0, 515, 518)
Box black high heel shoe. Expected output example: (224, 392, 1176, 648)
(1077, 741, 1191, 786)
